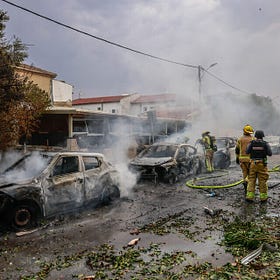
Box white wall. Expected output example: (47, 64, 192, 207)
(73, 102, 121, 114)
(52, 80, 73, 103)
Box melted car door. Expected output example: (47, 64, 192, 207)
(82, 156, 102, 204)
(176, 146, 193, 172)
(43, 155, 85, 216)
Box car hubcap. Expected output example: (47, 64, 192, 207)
(15, 209, 31, 226)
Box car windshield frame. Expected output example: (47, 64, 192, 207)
(216, 139, 229, 149)
(139, 144, 177, 158)
(2, 152, 53, 181)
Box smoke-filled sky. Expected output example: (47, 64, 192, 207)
(1, 0, 280, 101)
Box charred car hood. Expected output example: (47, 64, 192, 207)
(0, 176, 36, 189)
(130, 157, 173, 167)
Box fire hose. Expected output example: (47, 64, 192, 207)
(186, 165, 280, 189)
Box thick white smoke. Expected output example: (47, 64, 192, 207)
(102, 120, 138, 198)
(0, 151, 50, 183)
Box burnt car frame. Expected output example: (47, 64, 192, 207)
(195, 136, 236, 170)
(264, 135, 280, 155)
(213, 137, 234, 169)
(129, 142, 204, 184)
(0, 151, 121, 230)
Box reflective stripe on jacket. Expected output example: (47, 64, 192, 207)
(202, 135, 212, 150)
(235, 135, 254, 162)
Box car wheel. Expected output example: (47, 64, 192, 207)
(167, 172, 178, 184)
(12, 203, 37, 230)
(101, 185, 120, 205)
(108, 185, 120, 200)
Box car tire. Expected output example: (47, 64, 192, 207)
(12, 203, 38, 230)
(169, 175, 178, 184)
(101, 185, 120, 205)
(166, 172, 178, 184)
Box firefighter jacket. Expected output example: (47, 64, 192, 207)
(246, 139, 272, 162)
(235, 135, 254, 163)
(202, 135, 215, 151)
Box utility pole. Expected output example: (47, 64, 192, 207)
(198, 63, 218, 101)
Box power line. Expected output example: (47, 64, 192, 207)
(1, 0, 255, 95)
(1, 0, 197, 69)
(203, 67, 253, 95)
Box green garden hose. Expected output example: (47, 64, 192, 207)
(186, 165, 280, 189)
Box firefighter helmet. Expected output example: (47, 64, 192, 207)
(202, 131, 210, 137)
(243, 125, 254, 135)
(255, 130, 265, 139)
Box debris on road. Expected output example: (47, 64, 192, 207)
(203, 206, 222, 217)
(127, 237, 141, 247)
(16, 228, 38, 237)
(241, 244, 263, 265)
(129, 228, 140, 235)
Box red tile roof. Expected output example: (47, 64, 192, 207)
(72, 95, 127, 105)
(131, 93, 176, 104)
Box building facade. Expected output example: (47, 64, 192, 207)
(15, 64, 190, 150)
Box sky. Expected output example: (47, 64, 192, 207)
(1, 0, 280, 102)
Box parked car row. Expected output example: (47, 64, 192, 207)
(0, 132, 277, 232)
(0, 135, 239, 230)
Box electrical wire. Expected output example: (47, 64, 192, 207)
(1, 0, 197, 69)
(1, 0, 257, 95)
(203, 67, 253, 95)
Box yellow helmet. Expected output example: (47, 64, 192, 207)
(243, 125, 254, 135)
(202, 131, 210, 137)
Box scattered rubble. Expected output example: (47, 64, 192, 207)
(0, 155, 280, 279)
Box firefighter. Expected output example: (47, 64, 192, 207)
(245, 130, 272, 202)
(201, 131, 216, 172)
(235, 124, 254, 194)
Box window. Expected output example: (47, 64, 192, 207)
(73, 120, 87, 133)
(83, 156, 100, 170)
(87, 119, 104, 134)
(52, 156, 79, 176)
(112, 109, 116, 113)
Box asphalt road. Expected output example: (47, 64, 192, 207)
(0, 155, 280, 279)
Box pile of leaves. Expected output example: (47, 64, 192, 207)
(20, 213, 280, 279)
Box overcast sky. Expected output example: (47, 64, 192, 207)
(1, 0, 280, 101)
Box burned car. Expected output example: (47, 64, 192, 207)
(195, 136, 236, 170)
(213, 137, 233, 169)
(129, 142, 204, 184)
(0, 151, 121, 229)
(264, 136, 280, 155)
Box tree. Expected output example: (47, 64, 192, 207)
(0, 10, 50, 150)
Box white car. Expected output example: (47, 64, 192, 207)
(0, 151, 121, 229)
